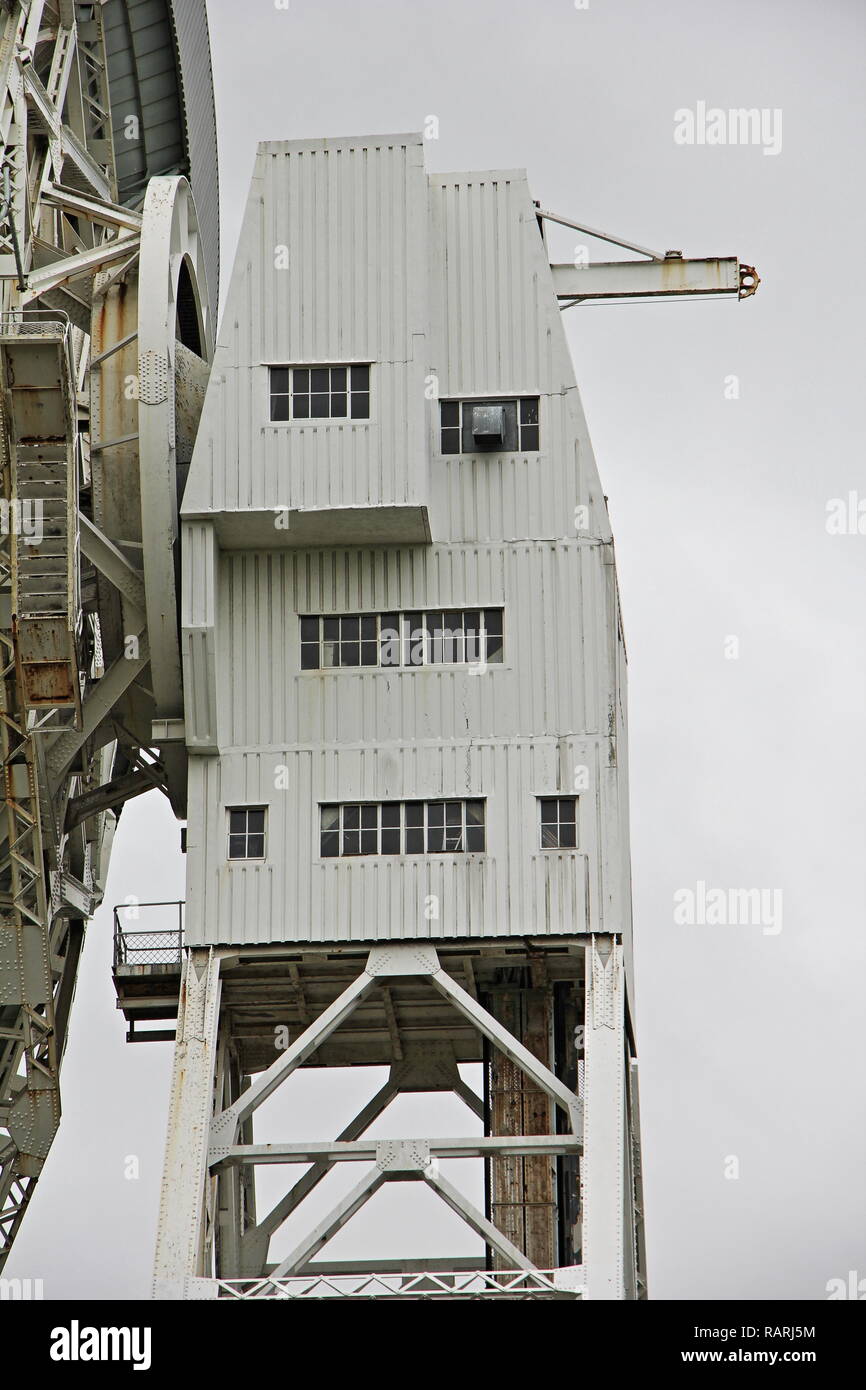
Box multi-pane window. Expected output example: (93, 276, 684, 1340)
(269, 365, 370, 421)
(227, 806, 267, 860)
(539, 797, 577, 850)
(300, 609, 504, 670)
(320, 799, 485, 857)
(440, 397, 540, 454)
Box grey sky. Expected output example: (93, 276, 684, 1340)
(8, 0, 865, 1299)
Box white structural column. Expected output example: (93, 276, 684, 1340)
(581, 935, 626, 1300)
(152, 949, 222, 1298)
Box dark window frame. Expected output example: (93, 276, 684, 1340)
(227, 805, 268, 861)
(300, 609, 504, 670)
(538, 797, 578, 850)
(320, 799, 486, 857)
(439, 396, 540, 455)
(268, 364, 371, 421)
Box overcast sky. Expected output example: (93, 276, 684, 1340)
(9, 0, 866, 1300)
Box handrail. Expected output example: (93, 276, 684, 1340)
(112, 900, 184, 967)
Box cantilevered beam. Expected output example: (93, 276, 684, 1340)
(551, 256, 758, 302)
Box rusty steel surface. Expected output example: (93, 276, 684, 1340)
(487, 981, 558, 1269)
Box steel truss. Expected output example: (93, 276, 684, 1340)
(0, 1, 213, 1268)
(188, 1266, 585, 1301)
(153, 937, 644, 1300)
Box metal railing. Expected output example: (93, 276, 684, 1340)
(112, 901, 184, 967)
(210, 1267, 585, 1299)
(0, 307, 71, 337)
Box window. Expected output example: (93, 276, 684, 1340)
(227, 806, 267, 859)
(269, 365, 370, 421)
(439, 397, 540, 454)
(320, 799, 485, 857)
(300, 609, 503, 669)
(539, 797, 577, 850)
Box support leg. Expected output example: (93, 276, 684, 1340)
(152, 949, 222, 1298)
(581, 935, 626, 1300)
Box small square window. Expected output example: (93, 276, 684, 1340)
(227, 806, 268, 860)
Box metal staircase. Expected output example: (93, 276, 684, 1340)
(2, 312, 81, 723)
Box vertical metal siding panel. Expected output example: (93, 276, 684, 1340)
(184, 145, 627, 952)
(428, 170, 594, 548)
(582, 541, 601, 736)
(327, 147, 340, 357)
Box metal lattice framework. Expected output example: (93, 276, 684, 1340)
(203, 1268, 585, 1300)
(0, 0, 214, 1270)
(148, 940, 640, 1300)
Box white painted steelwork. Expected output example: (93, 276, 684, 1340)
(152, 131, 756, 1300)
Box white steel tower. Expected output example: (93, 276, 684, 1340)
(141, 133, 757, 1301)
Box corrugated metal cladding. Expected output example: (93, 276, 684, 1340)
(102, 0, 219, 310)
(211, 545, 607, 748)
(182, 136, 427, 521)
(181, 134, 632, 951)
(185, 741, 622, 943)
